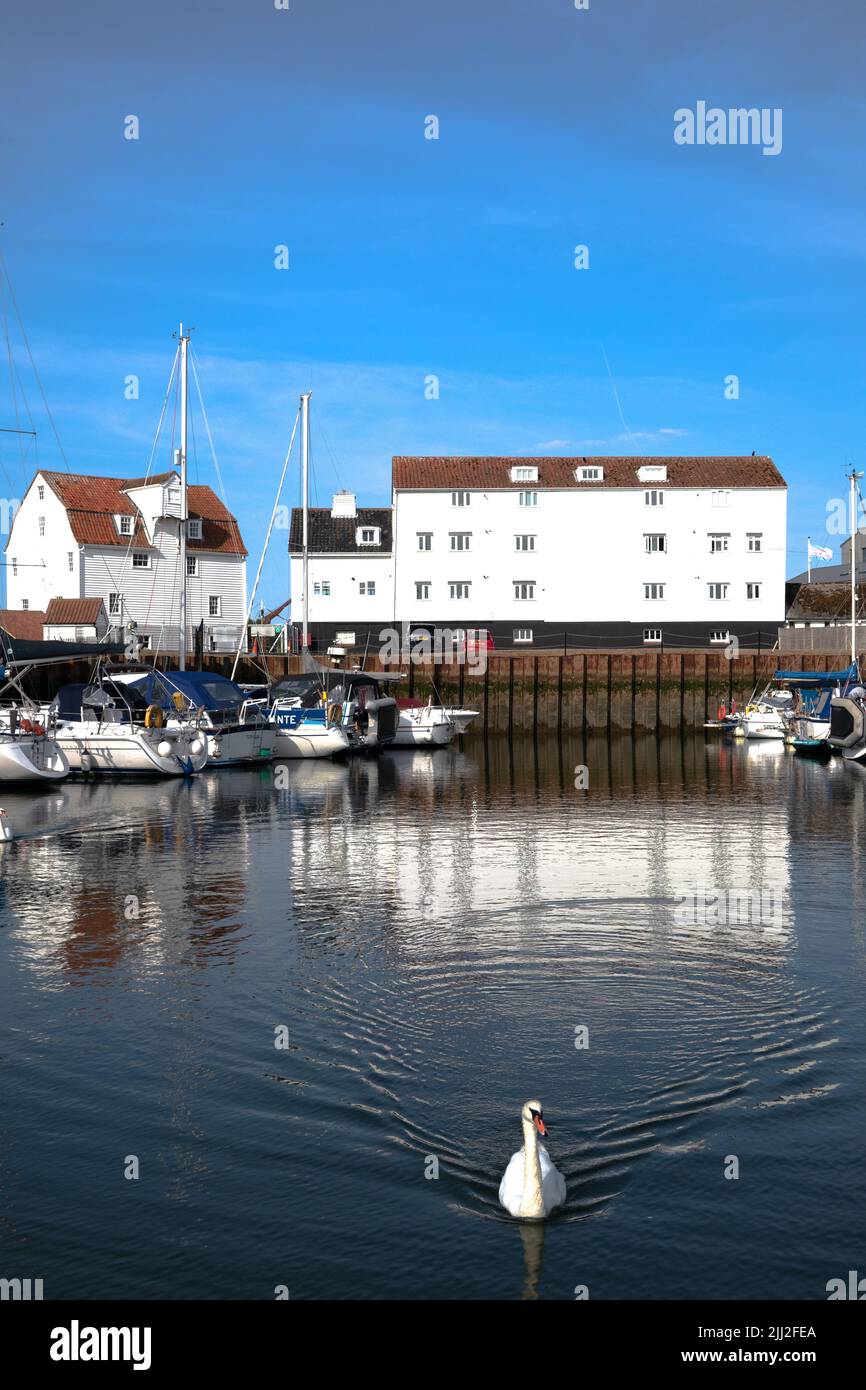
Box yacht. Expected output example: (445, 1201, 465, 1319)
(47, 671, 207, 776)
(110, 667, 277, 766)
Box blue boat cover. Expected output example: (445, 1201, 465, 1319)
(128, 669, 248, 711)
(773, 663, 858, 686)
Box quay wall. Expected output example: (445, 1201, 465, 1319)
(11, 650, 848, 733)
(194, 650, 845, 734)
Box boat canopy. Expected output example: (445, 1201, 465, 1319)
(773, 664, 858, 687)
(127, 668, 248, 711)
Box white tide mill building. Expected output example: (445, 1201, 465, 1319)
(5, 469, 247, 650)
(292, 455, 787, 651)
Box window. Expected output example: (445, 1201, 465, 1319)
(710, 629, 731, 644)
(21, 598, 29, 610)
(11, 557, 16, 577)
(643, 628, 662, 644)
(138, 634, 151, 650)
(357, 526, 380, 546)
(313, 580, 331, 597)
(109, 593, 123, 616)
(708, 583, 729, 600)
(515, 534, 536, 551)
(747, 533, 763, 552)
(38, 485, 44, 500)
(645, 490, 664, 507)
(449, 581, 471, 600)
(711, 490, 730, 507)
(510, 465, 538, 482)
(747, 582, 761, 600)
(513, 581, 535, 601)
(708, 533, 729, 553)
(644, 583, 665, 600)
(187, 556, 198, 577)
(209, 595, 221, 617)
(38, 516, 45, 537)
(644, 533, 666, 553)
(74, 627, 84, 642)
(415, 581, 431, 601)
(167, 487, 180, 507)
(449, 532, 471, 551)
(335, 631, 356, 645)
(132, 551, 150, 568)
(577, 466, 603, 481)
(417, 532, 432, 551)
(187, 518, 202, 541)
(519, 491, 538, 507)
(68, 552, 74, 572)
(118, 515, 132, 535)
(359, 581, 375, 597)
(452, 491, 470, 507)
(513, 628, 534, 643)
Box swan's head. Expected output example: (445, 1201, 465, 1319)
(521, 1099, 547, 1136)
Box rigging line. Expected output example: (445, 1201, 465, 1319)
(188, 348, 246, 564)
(85, 348, 180, 605)
(315, 408, 349, 493)
(0, 246, 70, 470)
(0, 275, 24, 495)
(230, 406, 301, 682)
(600, 342, 640, 453)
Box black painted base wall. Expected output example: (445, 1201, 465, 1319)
(294, 618, 781, 653)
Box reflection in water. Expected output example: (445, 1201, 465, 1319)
(1, 736, 865, 1300)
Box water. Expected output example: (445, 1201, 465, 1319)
(1, 736, 865, 1301)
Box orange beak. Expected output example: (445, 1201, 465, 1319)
(533, 1114, 547, 1137)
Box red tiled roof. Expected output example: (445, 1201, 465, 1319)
(392, 455, 786, 490)
(39, 471, 246, 555)
(45, 597, 106, 626)
(0, 608, 47, 640)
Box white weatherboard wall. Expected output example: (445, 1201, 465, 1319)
(5, 477, 80, 611)
(5, 470, 246, 645)
(393, 487, 787, 627)
(290, 552, 394, 630)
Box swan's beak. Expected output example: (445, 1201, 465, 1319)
(533, 1114, 547, 1137)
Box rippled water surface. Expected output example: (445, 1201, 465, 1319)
(1, 735, 865, 1300)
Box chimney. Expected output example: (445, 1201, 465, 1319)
(331, 491, 357, 519)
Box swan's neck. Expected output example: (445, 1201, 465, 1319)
(519, 1119, 544, 1218)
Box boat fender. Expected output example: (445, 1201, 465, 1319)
(145, 705, 165, 729)
(0, 809, 11, 843)
(717, 703, 725, 720)
(157, 740, 172, 758)
(80, 751, 94, 774)
(327, 703, 343, 725)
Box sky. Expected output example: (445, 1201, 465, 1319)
(1, 0, 865, 610)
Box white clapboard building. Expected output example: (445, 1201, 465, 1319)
(292, 456, 786, 651)
(289, 491, 394, 650)
(5, 469, 247, 651)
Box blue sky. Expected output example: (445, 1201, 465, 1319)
(1, 0, 865, 609)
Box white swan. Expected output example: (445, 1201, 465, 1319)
(499, 1099, 567, 1219)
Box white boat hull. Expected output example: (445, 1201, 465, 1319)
(0, 735, 69, 783)
(205, 725, 277, 765)
(54, 722, 208, 776)
(271, 723, 349, 759)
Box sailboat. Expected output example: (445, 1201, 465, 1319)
(826, 468, 866, 762)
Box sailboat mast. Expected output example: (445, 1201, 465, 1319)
(301, 390, 312, 651)
(179, 323, 189, 671)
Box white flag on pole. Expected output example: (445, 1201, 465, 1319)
(808, 542, 833, 561)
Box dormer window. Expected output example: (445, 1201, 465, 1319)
(356, 526, 381, 546)
(117, 515, 133, 536)
(576, 465, 603, 482)
(510, 465, 538, 483)
(187, 518, 202, 541)
(637, 465, 668, 483)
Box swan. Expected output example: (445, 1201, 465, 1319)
(499, 1099, 566, 1219)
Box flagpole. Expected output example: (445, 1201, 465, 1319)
(807, 536, 811, 584)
